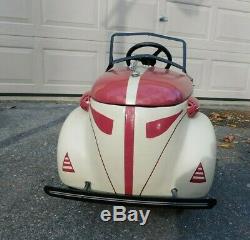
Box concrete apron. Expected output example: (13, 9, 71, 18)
(0, 96, 250, 111)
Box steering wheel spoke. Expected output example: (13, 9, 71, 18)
(153, 48, 162, 56)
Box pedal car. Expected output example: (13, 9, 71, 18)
(44, 32, 217, 208)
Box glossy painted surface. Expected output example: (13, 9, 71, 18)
(146, 110, 183, 138)
(80, 91, 90, 112)
(141, 112, 216, 197)
(124, 106, 135, 195)
(57, 107, 115, 192)
(57, 100, 216, 198)
(136, 67, 193, 106)
(187, 97, 200, 118)
(57, 65, 216, 198)
(91, 66, 193, 107)
(90, 106, 113, 135)
(90, 67, 131, 105)
(89, 99, 126, 193)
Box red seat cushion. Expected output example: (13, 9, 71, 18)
(91, 67, 193, 107)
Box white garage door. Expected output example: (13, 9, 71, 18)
(0, 0, 250, 99)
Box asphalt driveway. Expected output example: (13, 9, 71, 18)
(0, 101, 249, 240)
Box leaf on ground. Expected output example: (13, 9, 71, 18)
(227, 124, 237, 128)
(9, 105, 16, 109)
(223, 134, 235, 143)
(218, 143, 234, 149)
(210, 112, 220, 118)
(223, 113, 232, 119)
(209, 112, 222, 121)
(246, 139, 250, 144)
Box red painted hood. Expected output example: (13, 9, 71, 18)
(90, 67, 193, 107)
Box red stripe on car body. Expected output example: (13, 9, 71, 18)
(90, 106, 114, 135)
(124, 106, 135, 195)
(90, 67, 131, 105)
(146, 110, 183, 138)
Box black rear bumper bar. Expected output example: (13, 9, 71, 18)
(44, 185, 217, 209)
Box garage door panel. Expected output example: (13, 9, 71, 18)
(194, 89, 250, 99)
(166, 47, 207, 90)
(0, 0, 249, 99)
(0, 0, 32, 22)
(0, 47, 33, 85)
(210, 61, 249, 91)
(43, 49, 98, 86)
(165, 2, 211, 39)
(216, 8, 250, 43)
(106, 0, 159, 32)
(41, 0, 99, 28)
(186, 58, 206, 89)
(38, 0, 103, 41)
(35, 38, 105, 94)
(0, 0, 35, 36)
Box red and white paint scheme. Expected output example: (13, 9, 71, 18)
(190, 163, 206, 183)
(62, 152, 75, 173)
(57, 64, 216, 199)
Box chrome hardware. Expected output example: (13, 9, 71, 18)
(171, 188, 178, 198)
(159, 16, 168, 22)
(130, 61, 140, 77)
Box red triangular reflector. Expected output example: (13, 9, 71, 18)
(190, 163, 206, 183)
(62, 152, 75, 173)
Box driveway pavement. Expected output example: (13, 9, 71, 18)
(0, 101, 249, 240)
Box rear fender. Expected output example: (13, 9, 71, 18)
(57, 107, 114, 193)
(142, 112, 216, 198)
(173, 113, 216, 197)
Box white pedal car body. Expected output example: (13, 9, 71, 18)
(45, 32, 217, 208)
